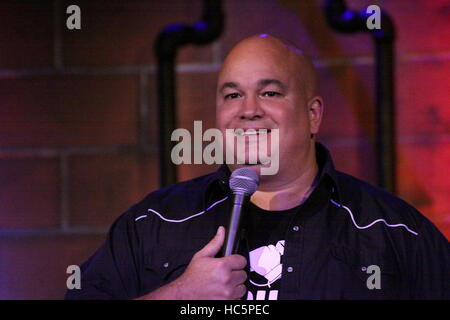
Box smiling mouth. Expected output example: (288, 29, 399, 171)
(234, 129, 272, 136)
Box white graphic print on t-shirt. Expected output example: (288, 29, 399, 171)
(246, 240, 284, 300)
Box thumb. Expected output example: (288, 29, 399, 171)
(194, 226, 225, 258)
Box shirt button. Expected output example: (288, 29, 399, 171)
(292, 225, 300, 231)
(287, 266, 294, 273)
(163, 262, 169, 268)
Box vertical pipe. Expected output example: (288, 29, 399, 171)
(155, 0, 223, 187)
(375, 39, 396, 193)
(323, 0, 396, 193)
(156, 52, 177, 187)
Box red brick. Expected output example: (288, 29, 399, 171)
(221, 0, 450, 61)
(69, 153, 158, 226)
(397, 141, 450, 226)
(221, 0, 372, 61)
(175, 72, 221, 182)
(61, 0, 213, 67)
(378, 0, 450, 54)
(176, 72, 218, 131)
(325, 140, 376, 185)
(317, 64, 375, 142)
(397, 59, 450, 138)
(0, 1, 53, 69)
(0, 158, 60, 229)
(145, 75, 159, 149)
(0, 74, 139, 148)
(0, 234, 105, 299)
(178, 163, 220, 183)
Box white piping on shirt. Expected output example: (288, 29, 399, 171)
(134, 215, 147, 222)
(330, 199, 419, 236)
(134, 196, 229, 223)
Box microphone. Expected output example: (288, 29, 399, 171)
(222, 167, 259, 256)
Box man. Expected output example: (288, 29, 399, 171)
(65, 34, 450, 300)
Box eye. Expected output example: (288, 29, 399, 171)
(224, 92, 241, 100)
(262, 91, 281, 97)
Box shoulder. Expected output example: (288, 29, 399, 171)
(116, 170, 222, 224)
(335, 171, 412, 210)
(147, 171, 218, 204)
(332, 171, 430, 237)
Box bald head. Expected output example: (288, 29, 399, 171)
(215, 34, 324, 185)
(218, 34, 317, 99)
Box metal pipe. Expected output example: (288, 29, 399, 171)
(375, 16, 395, 193)
(155, 0, 224, 187)
(323, 0, 396, 193)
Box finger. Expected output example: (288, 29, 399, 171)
(230, 270, 247, 286)
(234, 284, 247, 300)
(194, 226, 225, 258)
(226, 254, 247, 270)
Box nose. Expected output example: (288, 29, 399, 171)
(239, 95, 265, 120)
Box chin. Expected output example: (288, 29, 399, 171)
(228, 161, 276, 177)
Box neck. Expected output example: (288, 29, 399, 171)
(250, 147, 319, 211)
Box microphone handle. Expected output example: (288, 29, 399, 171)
(222, 193, 248, 257)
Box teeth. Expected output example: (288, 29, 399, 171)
(234, 129, 271, 136)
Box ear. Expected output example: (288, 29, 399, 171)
(308, 96, 324, 135)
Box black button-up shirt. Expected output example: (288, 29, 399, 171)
(65, 143, 450, 300)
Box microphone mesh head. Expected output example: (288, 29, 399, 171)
(229, 168, 260, 195)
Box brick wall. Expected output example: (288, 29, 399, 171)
(0, 0, 449, 299)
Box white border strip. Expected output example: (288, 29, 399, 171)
(137, 196, 229, 223)
(330, 199, 418, 236)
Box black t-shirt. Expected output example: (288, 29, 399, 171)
(240, 201, 299, 300)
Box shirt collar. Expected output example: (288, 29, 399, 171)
(203, 142, 342, 206)
(315, 142, 342, 203)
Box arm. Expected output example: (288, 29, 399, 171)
(65, 211, 141, 300)
(411, 219, 450, 299)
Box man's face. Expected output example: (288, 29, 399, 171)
(216, 38, 320, 178)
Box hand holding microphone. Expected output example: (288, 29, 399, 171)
(140, 168, 259, 300)
(177, 168, 259, 299)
